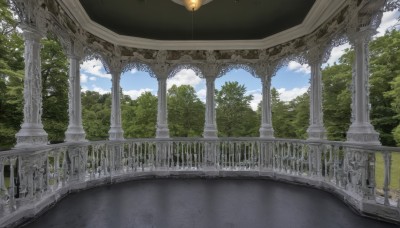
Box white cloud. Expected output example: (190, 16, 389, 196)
(196, 88, 207, 102)
(167, 69, 202, 89)
(276, 87, 308, 102)
(81, 85, 88, 92)
(124, 88, 153, 100)
(248, 91, 262, 111)
(325, 43, 351, 66)
(92, 85, 110, 95)
(377, 11, 399, 37)
(80, 73, 88, 83)
(288, 61, 311, 74)
(89, 77, 96, 81)
(130, 69, 138, 75)
(251, 93, 262, 111)
(80, 59, 111, 79)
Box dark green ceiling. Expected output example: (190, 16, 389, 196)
(79, 0, 316, 40)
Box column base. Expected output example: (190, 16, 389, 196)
(307, 125, 326, 140)
(15, 124, 48, 148)
(346, 123, 380, 145)
(109, 127, 124, 141)
(259, 125, 274, 139)
(203, 125, 218, 138)
(156, 124, 170, 138)
(204, 141, 217, 169)
(65, 126, 87, 142)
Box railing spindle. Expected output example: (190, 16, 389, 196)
(383, 151, 391, 206)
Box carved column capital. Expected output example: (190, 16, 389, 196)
(254, 62, 278, 80)
(12, 0, 47, 34)
(66, 41, 85, 60)
(348, 28, 375, 46)
(347, 0, 384, 45)
(303, 39, 334, 65)
(20, 25, 42, 42)
(102, 54, 127, 76)
(305, 46, 324, 65)
(201, 63, 220, 79)
(151, 63, 171, 80)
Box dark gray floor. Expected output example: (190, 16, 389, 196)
(23, 179, 397, 228)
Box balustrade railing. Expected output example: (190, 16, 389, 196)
(0, 138, 399, 225)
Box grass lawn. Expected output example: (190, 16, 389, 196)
(375, 152, 400, 192)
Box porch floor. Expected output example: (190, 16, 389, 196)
(23, 179, 396, 228)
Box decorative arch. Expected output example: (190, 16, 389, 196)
(168, 63, 204, 79)
(124, 61, 156, 78)
(218, 63, 257, 78)
(82, 49, 103, 64)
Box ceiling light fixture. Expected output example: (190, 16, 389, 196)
(171, 0, 213, 11)
(183, 0, 203, 11)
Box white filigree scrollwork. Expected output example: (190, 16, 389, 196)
(384, 0, 400, 11)
(219, 63, 257, 78)
(125, 62, 156, 78)
(169, 63, 203, 78)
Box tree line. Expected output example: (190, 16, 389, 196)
(1, 0, 400, 149)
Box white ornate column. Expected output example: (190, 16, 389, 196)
(346, 28, 380, 145)
(306, 47, 326, 140)
(203, 72, 218, 138)
(255, 61, 275, 139)
(15, 25, 48, 148)
(259, 74, 274, 138)
(156, 75, 170, 138)
(109, 69, 124, 140)
(102, 53, 125, 141)
(202, 53, 219, 138)
(65, 42, 86, 142)
(152, 52, 170, 138)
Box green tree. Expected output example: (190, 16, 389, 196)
(216, 81, 258, 137)
(322, 52, 352, 141)
(290, 92, 310, 139)
(271, 88, 296, 138)
(123, 91, 157, 138)
(0, 0, 17, 37)
(81, 91, 111, 140)
(41, 37, 69, 142)
(321, 30, 400, 145)
(0, 0, 24, 148)
(0, 1, 70, 146)
(389, 73, 400, 145)
(370, 30, 400, 146)
(121, 94, 137, 138)
(168, 85, 205, 137)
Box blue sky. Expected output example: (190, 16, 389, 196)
(80, 11, 399, 110)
